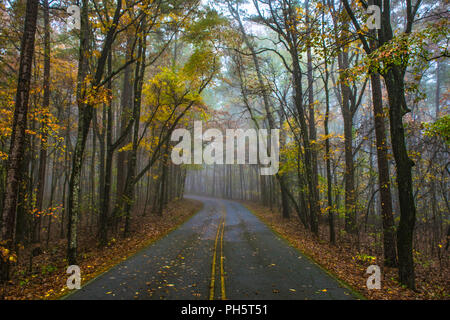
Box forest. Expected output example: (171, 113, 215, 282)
(0, 0, 448, 300)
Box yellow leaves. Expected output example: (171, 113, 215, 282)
(140, 135, 161, 154)
(44, 289, 54, 298)
(0, 246, 17, 263)
(83, 86, 111, 107)
(119, 142, 133, 153)
(0, 105, 13, 117)
(408, 150, 422, 162)
(167, 12, 180, 22)
(353, 254, 376, 264)
(141, 65, 209, 146)
(0, 247, 10, 259)
(92, 50, 101, 58)
(76, 74, 111, 107)
(144, 67, 186, 108)
(183, 47, 220, 82)
(315, 2, 324, 11)
(320, 206, 333, 214)
(0, 150, 8, 160)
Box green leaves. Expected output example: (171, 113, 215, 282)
(183, 8, 228, 45)
(423, 115, 450, 145)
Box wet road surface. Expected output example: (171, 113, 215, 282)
(66, 195, 356, 300)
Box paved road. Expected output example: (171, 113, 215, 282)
(66, 196, 357, 300)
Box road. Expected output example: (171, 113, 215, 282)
(66, 196, 357, 300)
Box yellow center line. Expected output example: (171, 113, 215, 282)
(209, 203, 226, 300)
(220, 205, 226, 300)
(209, 216, 221, 300)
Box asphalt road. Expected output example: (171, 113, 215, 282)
(66, 195, 357, 300)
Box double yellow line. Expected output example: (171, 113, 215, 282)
(209, 204, 226, 300)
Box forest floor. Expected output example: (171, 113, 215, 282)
(0, 198, 203, 300)
(243, 201, 449, 300)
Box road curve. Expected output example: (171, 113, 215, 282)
(66, 195, 357, 300)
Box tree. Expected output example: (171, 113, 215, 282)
(252, 0, 320, 234)
(369, 71, 397, 267)
(226, 0, 292, 220)
(67, 0, 124, 264)
(34, 0, 51, 243)
(341, 0, 422, 289)
(1, 0, 40, 281)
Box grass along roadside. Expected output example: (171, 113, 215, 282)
(242, 201, 449, 300)
(1, 198, 203, 300)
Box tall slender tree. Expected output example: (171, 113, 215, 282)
(1, 0, 40, 281)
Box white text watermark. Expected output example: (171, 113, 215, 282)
(171, 121, 279, 175)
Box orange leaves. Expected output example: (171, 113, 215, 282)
(29, 205, 63, 218)
(25, 129, 37, 136)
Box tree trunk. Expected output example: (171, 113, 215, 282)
(1, 0, 39, 282)
(98, 53, 113, 247)
(67, 0, 92, 264)
(370, 72, 397, 267)
(34, 0, 51, 243)
(116, 36, 134, 209)
(306, 0, 319, 233)
(322, 44, 335, 244)
(384, 67, 416, 289)
(123, 35, 146, 236)
(338, 50, 357, 235)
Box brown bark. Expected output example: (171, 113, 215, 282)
(116, 36, 134, 207)
(337, 49, 357, 235)
(67, 0, 122, 263)
(34, 0, 51, 243)
(321, 21, 335, 243)
(384, 67, 416, 288)
(1, 0, 40, 281)
(341, 0, 419, 288)
(306, 0, 320, 232)
(370, 72, 398, 267)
